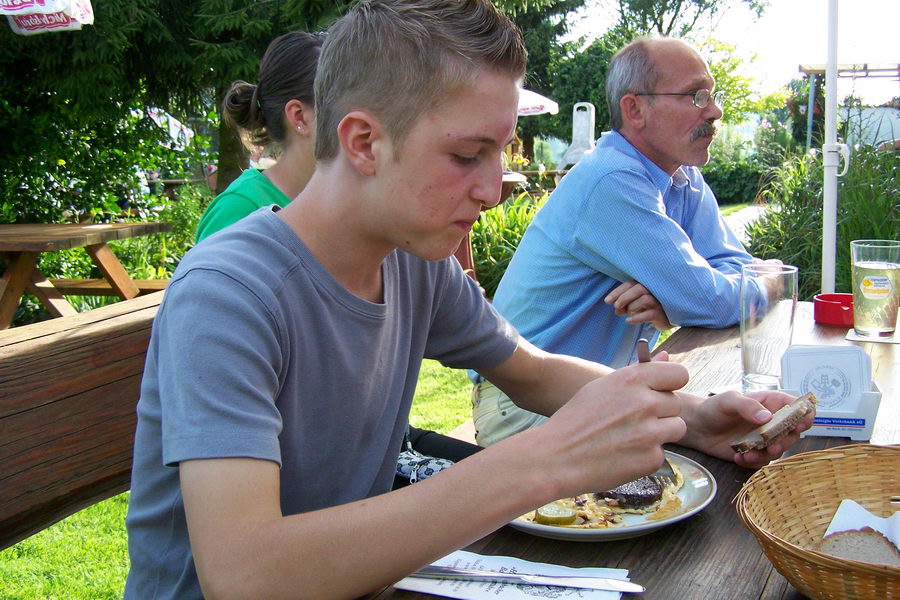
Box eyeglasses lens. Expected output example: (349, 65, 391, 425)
(692, 90, 725, 109)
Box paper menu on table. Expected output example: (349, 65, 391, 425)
(394, 550, 630, 600)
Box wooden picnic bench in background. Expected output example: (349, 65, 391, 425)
(0, 221, 171, 329)
(0, 292, 163, 550)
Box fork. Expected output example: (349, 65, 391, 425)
(650, 457, 676, 489)
(635, 338, 677, 489)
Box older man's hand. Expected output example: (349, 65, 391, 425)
(605, 281, 673, 331)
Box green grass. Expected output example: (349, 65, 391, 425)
(719, 201, 750, 216)
(0, 494, 131, 600)
(407, 361, 473, 433)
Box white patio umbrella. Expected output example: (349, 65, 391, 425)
(821, 0, 850, 293)
(518, 89, 559, 116)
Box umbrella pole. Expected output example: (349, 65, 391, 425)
(821, 0, 849, 294)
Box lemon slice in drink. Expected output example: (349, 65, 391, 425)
(533, 502, 577, 525)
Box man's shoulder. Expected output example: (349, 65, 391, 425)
(545, 137, 656, 210)
(180, 211, 297, 284)
(564, 136, 651, 187)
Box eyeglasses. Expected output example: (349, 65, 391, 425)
(634, 89, 725, 109)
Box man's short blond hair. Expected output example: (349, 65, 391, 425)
(314, 0, 527, 161)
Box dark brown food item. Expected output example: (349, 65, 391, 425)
(594, 475, 662, 509)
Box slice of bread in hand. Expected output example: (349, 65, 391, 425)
(730, 392, 818, 453)
(817, 526, 900, 567)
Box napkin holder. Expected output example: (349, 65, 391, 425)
(780, 345, 881, 441)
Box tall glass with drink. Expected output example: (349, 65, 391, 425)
(850, 239, 900, 337)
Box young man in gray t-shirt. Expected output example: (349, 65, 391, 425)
(124, 2, 811, 598)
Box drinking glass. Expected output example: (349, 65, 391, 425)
(850, 239, 900, 337)
(740, 263, 798, 392)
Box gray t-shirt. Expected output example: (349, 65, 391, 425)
(124, 208, 518, 599)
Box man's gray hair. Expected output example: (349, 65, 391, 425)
(606, 36, 664, 131)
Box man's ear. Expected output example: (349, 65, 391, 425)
(620, 94, 646, 130)
(336, 110, 382, 177)
(284, 99, 314, 136)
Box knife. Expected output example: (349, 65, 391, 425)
(409, 564, 645, 593)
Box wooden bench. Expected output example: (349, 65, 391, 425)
(48, 278, 168, 296)
(0, 292, 163, 550)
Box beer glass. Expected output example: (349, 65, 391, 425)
(740, 263, 798, 391)
(850, 239, 900, 337)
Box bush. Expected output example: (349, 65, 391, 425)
(703, 128, 766, 204)
(471, 191, 547, 298)
(746, 145, 899, 301)
(703, 158, 765, 205)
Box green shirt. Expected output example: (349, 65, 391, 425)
(195, 168, 291, 242)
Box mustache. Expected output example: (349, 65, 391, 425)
(691, 120, 718, 142)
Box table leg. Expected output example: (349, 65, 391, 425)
(26, 269, 79, 318)
(85, 243, 140, 300)
(0, 252, 39, 329)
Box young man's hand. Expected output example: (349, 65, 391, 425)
(605, 281, 673, 331)
(678, 390, 813, 468)
(529, 361, 689, 496)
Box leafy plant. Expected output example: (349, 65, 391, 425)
(703, 128, 765, 204)
(746, 145, 899, 301)
(471, 192, 547, 298)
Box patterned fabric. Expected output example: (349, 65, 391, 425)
(395, 429, 454, 483)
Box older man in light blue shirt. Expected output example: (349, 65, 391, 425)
(472, 36, 773, 446)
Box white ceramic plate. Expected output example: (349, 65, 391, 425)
(508, 451, 717, 542)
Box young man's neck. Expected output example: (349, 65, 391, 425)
(278, 167, 390, 303)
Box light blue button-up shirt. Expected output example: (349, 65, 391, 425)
(491, 130, 755, 369)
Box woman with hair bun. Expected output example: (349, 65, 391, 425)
(195, 31, 324, 242)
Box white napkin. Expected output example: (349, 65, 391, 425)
(823, 499, 900, 546)
(394, 550, 630, 600)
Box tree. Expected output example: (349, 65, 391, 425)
(606, 0, 767, 37)
(0, 0, 549, 222)
(541, 0, 772, 141)
(543, 30, 628, 141)
(703, 38, 782, 125)
(0, 0, 352, 221)
(511, 0, 589, 159)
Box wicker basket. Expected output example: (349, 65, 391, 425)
(735, 444, 899, 600)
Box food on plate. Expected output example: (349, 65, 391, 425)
(533, 503, 578, 525)
(595, 475, 665, 511)
(730, 392, 818, 453)
(526, 495, 622, 529)
(523, 462, 684, 529)
(817, 526, 900, 567)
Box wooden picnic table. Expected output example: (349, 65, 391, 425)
(372, 302, 898, 600)
(0, 222, 172, 329)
